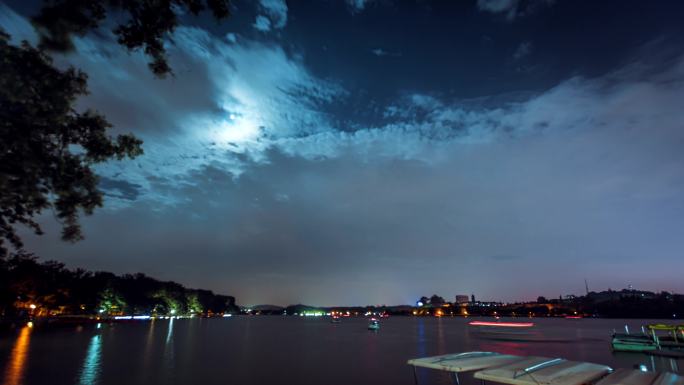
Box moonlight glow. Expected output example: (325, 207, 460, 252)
(2, 0, 684, 306)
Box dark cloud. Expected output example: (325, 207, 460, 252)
(476, 0, 554, 20)
(513, 41, 532, 60)
(99, 177, 142, 201)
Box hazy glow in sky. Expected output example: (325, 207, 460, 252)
(2, 0, 684, 306)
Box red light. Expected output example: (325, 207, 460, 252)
(468, 321, 534, 328)
(565, 316, 582, 319)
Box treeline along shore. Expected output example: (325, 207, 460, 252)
(2, 253, 683, 324)
(249, 291, 684, 320)
(0, 253, 239, 324)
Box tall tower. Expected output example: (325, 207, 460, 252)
(584, 278, 589, 295)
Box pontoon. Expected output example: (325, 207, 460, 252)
(612, 324, 684, 352)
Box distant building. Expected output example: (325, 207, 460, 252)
(455, 295, 470, 304)
(471, 301, 503, 307)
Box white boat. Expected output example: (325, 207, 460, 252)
(407, 351, 683, 385)
(407, 352, 524, 384)
(474, 356, 611, 385)
(368, 318, 380, 331)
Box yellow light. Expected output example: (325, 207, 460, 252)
(26, 322, 33, 328)
(3, 325, 31, 385)
(29, 304, 36, 310)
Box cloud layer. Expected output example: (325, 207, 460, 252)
(3, 2, 684, 305)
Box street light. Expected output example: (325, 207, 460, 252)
(29, 304, 36, 310)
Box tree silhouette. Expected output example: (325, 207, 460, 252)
(32, 0, 231, 77)
(0, 32, 142, 255)
(1, 0, 231, 255)
(429, 294, 445, 305)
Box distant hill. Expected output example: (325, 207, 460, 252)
(246, 304, 285, 311)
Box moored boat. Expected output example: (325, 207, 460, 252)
(611, 324, 684, 352)
(368, 318, 380, 331)
(407, 351, 684, 385)
(611, 333, 658, 352)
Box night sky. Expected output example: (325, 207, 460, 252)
(2, 0, 684, 306)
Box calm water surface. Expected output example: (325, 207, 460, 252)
(0, 317, 678, 385)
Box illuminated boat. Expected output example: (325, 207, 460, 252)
(331, 315, 341, 323)
(469, 321, 535, 328)
(468, 320, 540, 341)
(368, 318, 380, 331)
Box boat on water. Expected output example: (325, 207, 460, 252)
(331, 315, 341, 323)
(407, 351, 684, 385)
(468, 320, 577, 343)
(368, 318, 380, 331)
(468, 320, 539, 341)
(469, 321, 535, 328)
(612, 324, 684, 352)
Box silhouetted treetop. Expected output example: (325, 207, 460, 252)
(0, 31, 143, 255)
(31, 0, 231, 77)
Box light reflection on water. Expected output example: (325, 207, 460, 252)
(78, 334, 102, 385)
(163, 317, 175, 383)
(0, 317, 682, 385)
(139, 318, 157, 384)
(2, 326, 31, 385)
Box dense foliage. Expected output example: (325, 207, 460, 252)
(1, 0, 231, 255)
(0, 31, 143, 256)
(32, 0, 231, 76)
(0, 253, 238, 318)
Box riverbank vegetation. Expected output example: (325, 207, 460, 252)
(0, 252, 238, 320)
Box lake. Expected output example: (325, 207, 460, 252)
(0, 317, 678, 385)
